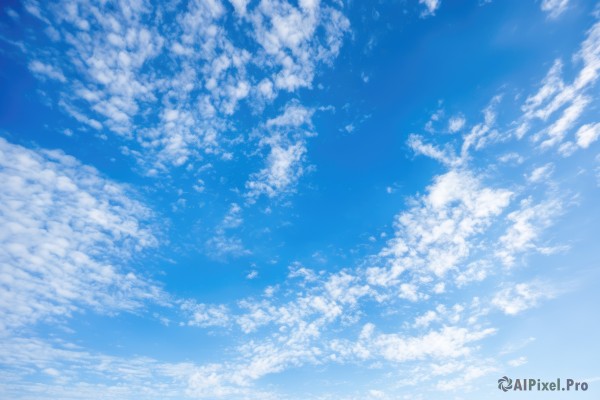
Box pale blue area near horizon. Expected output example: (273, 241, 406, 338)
(0, 0, 599, 399)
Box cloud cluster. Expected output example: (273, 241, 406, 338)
(23, 0, 349, 188)
(246, 102, 316, 199)
(0, 138, 163, 334)
(368, 169, 512, 291)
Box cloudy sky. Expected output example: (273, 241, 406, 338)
(1, 0, 600, 399)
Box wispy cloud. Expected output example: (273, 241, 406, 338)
(205, 203, 250, 260)
(518, 21, 600, 151)
(540, 0, 569, 19)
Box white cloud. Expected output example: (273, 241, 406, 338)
(455, 260, 490, 287)
(54, 1, 164, 138)
(419, 0, 441, 17)
(205, 203, 250, 260)
(288, 263, 318, 282)
(246, 141, 307, 199)
(413, 310, 439, 328)
(407, 134, 459, 167)
(399, 283, 420, 301)
(540, 0, 569, 19)
(246, 103, 316, 199)
(22, 0, 50, 24)
(235, 269, 368, 335)
(0, 336, 223, 399)
(257, 78, 276, 100)
(221, 203, 243, 229)
(521, 60, 564, 121)
(249, 0, 349, 91)
(180, 300, 230, 327)
(413, 99, 501, 167)
(424, 107, 444, 132)
(576, 122, 600, 148)
(331, 323, 496, 363)
(436, 362, 497, 391)
(0, 144, 550, 397)
(492, 282, 554, 315)
(10, 4, 595, 396)
(266, 102, 315, 128)
(448, 115, 466, 133)
(542, 95, 590, 148)
(497, 152, 524, 164)
(460, 96, 502, 158)
(246, 270, 259, 279)
(496, 197, 562, 266)
(368, 389, 386, 399)
(527, 163, 554, 183)
(0, 138, 162, 334)
(230, 0, 250, 16)
(23, 0, 349, 177)
(508, 356, 527, 367)
(373, 169, 512, 286)
(205, 235, 250, 260)
(28, 60, 66, 82)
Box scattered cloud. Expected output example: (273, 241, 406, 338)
(0, 137, 163, 334)
(2, 2, 598, 398)
(21, 0, 349, 176)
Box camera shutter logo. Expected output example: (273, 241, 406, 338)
(498, 376, 513, 392)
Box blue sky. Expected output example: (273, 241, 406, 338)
(1, 0, 600, 398)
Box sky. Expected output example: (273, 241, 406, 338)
(1, 0, 600, 399)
